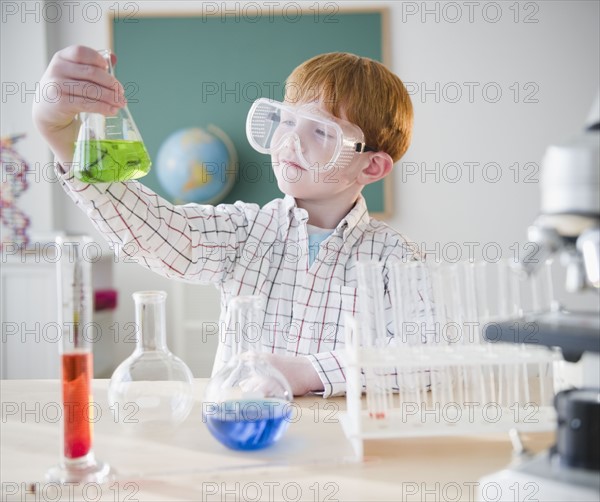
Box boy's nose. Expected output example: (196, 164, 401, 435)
(280, 133, 303, 155)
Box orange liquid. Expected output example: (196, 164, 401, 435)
(62, 352, 93, 459)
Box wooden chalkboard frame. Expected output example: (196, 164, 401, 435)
(108, 3, 393, 219)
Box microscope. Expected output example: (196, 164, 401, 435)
(479, 93, 600, 501)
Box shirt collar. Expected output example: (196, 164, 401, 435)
(283, 194, 299, 215)
(283, 194, 370, 249)
(283, 195, 308, 228)
(334, 195, 371, 251)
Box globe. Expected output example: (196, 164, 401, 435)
(156, 127, 237, 204)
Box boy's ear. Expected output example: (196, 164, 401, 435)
(357, 151, 394, 185)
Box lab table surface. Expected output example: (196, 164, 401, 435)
(0, 379, 554, 501)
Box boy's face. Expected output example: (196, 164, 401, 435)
(270, 99, 371, 203)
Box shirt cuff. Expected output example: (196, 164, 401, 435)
(305, 352, 347, 398)
(55, 160, 68, 176)
(54, 158, 127, 199)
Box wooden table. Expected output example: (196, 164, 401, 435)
(0, 379, 554, 501)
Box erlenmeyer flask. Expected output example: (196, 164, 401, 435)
(73, 49, 151, 183)
(203, 296, 293, 451)
(108, 291, 194, 432)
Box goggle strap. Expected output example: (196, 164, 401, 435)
(355, 143, 376, 153)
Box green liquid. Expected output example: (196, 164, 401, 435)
(73, 140, 151, 182)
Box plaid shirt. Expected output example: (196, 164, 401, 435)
(56, 167, 424, 397)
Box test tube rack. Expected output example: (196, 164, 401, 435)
(339, 260, 565, 460)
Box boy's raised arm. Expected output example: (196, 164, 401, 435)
(34, 45, 248, 285)
(55, 168, 249, 285)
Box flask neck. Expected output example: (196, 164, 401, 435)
(134, 292, 168, 352)
(228, 296, 263, 355)
(99, 49, 114, 77)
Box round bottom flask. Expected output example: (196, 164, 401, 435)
(108, 291, 194, 433)
(203, 297, 293, 450)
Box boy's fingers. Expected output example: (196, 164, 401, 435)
(74, 84, 124, 109)
(37, 77, 123, 112)
(57, 60, 125, 96)
(70, 95, 120, 116)
(58, 45, 107, 69)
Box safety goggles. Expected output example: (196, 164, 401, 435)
(246, 98, 375, 171)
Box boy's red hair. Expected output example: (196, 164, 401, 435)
(285, 53, 413, 162)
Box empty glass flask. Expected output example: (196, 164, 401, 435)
(108, 291, 194, 432)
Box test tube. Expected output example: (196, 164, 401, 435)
(357, 261, 391, 419)
(46, 236, 112, 483)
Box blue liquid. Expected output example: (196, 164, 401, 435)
(204, 399, 291, 450)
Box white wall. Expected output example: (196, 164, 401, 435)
(386, 0, 599, 313)
(391, 1, 599, 244)
(1, 2, 54, 239)
(2, 1, 598, 376)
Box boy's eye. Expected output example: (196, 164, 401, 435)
(281, 119, 296, 127)
(315, 128, 335, 140)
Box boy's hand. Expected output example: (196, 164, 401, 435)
(32, 45, 126, 166)
(260, 353, 324, 396)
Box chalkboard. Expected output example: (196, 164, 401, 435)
(110, 7, 391, 217)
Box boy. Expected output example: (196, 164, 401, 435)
(33, 46, 419, 397)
